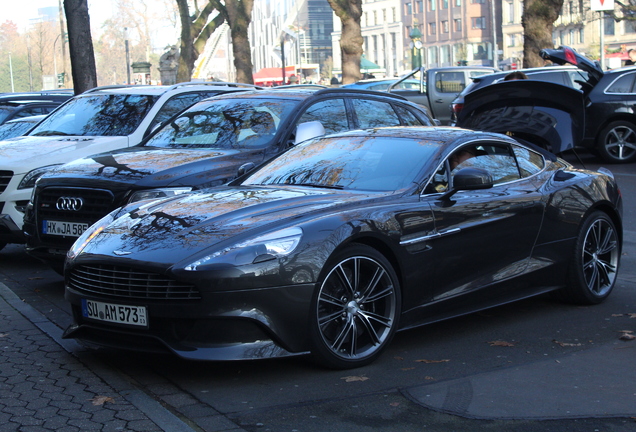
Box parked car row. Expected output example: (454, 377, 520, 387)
(0, 66, 625, 368)
(0, 82, 263, 252)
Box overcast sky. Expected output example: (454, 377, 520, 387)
(5, 0, 113, 33)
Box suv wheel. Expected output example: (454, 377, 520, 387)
(596, 120, 636, 163)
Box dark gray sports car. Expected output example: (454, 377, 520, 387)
(63, 126, 622, 369)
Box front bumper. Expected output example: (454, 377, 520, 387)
(0, 211, 26, 245)
(64, 281, 316, 361)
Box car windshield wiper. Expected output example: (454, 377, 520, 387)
(31, 130, 71, 136)
(293, 182, 344, 190)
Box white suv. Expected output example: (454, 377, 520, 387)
(0, 82, 258, 251)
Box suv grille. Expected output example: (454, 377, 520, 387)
(69, 264, 201, 300)
(0, 171, 12, 193)
(37, 187, 115, 223)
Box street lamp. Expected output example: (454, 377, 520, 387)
(8, 52, 15, 92)
(409, 27, 423, 69)
(124, 27, 131, 84)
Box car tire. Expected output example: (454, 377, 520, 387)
(596, 121, 636, 163)
(309, 244, 401, 369)
(555, 211, 620, 305)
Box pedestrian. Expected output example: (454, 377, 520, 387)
(504, 71, 528, 81)
(626, 49, 636, 66)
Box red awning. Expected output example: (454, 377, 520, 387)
(253, 66, 296, 84)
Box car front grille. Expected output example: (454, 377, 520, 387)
(69, 264, 201, 300)
(0, 171, 12, 193)
(37, 187, 115, 223)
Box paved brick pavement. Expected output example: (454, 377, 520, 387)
(0, 282, 239, 432)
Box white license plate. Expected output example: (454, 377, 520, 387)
(43, 220, 89, 237)
(81, 299, 148, 327)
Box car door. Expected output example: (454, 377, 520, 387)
(422, 140, 545, 301)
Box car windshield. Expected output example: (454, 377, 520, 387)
(144, 98, 297, 149)
(243, 135, 437, 191)
(28, 94, 158, 137)
(0, 119, 36, 140)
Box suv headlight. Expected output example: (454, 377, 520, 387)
(128, 187, 192, 203)
(18, 164, 62, 189)
(184, 227, 303, 271)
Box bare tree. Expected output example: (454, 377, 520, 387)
(175, 0, 254, 84)
(64, 0, 98, 93)
(327, 0, 363, 84)
(522, 0, 565, 67)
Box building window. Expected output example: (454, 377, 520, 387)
(471, 17, 486, 29)
(442, 20, 449, 33)
(569, 29, 574, 44)
(416, 0, 423, 13)
(442, 0, 448, 8)
(429, 22, 437, 35)
(406, 2, 412, 15)
(383, 8, 387, 22)
(441, 45, 450, 64)
(507, 2, 514, 24)
(559, 31, 564, 45)
(374, 10, 378, 25)
(364, 12, 368, 27)
(626, 20, 636, 34)
(604, 16, 615, 36)
(579, 28, 584, 43)
(455, 0, 461, 5)
(508, 34, 515, 47)
(471, 0, 485, 3)
(454, 18, 462, 32)
(429, 0, 436, 11)
(392, 7, 397, 22)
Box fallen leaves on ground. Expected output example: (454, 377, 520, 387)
(619, 330, 635, 341)
(340, 376, 369, 382)
(488, 340, 515, 347)
(0, 333, 8, 338)
(612, 313, 636, 318)
(415, 359, 450, 364)
(553, 339, 582, 347)
(89, 396, 115, 406)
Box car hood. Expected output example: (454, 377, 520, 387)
(0, 135, 128, 174)
(42, 147, 265, 189)
(540, 45, 604, 86)
(76, 186, 377, 266)
(456, 80, 585, 153)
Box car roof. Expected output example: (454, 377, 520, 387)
(80, 82, 263, 97)
(0, 91, 73, 104)
(198, 87, 410, 102)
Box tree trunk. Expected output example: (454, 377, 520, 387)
(328, 0, 363, 84)
(225, 0, 254, 84)
(176, 0, 196, 82)
(522, 0, 564, 68)
(64, 0, 97, 93)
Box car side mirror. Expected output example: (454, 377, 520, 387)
(439, 167, 493, 201)
(295, 121, 325, 144)
(237, 162, 256, 177)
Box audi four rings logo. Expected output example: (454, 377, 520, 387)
(56, 197, 84, 211)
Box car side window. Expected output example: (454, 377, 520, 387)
(150, 92, 220, 131)
(453, 143, 521, 185)
(527, 71, 566, 86)
(606, 73, 636, 94)
(393, 105, 427, 126)
(435, 72, 466, 93)
(352, 99, 401, 128)
(512, 144, 544, 177)
(298, 99, 349, 134)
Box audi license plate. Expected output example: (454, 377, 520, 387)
(81, 299, 148, 327)
(42, 220, 89, 237)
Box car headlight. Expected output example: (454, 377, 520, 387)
(66, 212, 116, 260)
(18, 164, 62, 189)
(128, 187, 192, 203)
(184, 226, 303, 271)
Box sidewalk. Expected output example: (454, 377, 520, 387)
(0, 282, 241, 432)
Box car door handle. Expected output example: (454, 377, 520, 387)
(435, 99, 444, 103)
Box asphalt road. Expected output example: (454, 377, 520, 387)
(1, 150, 635, 432)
